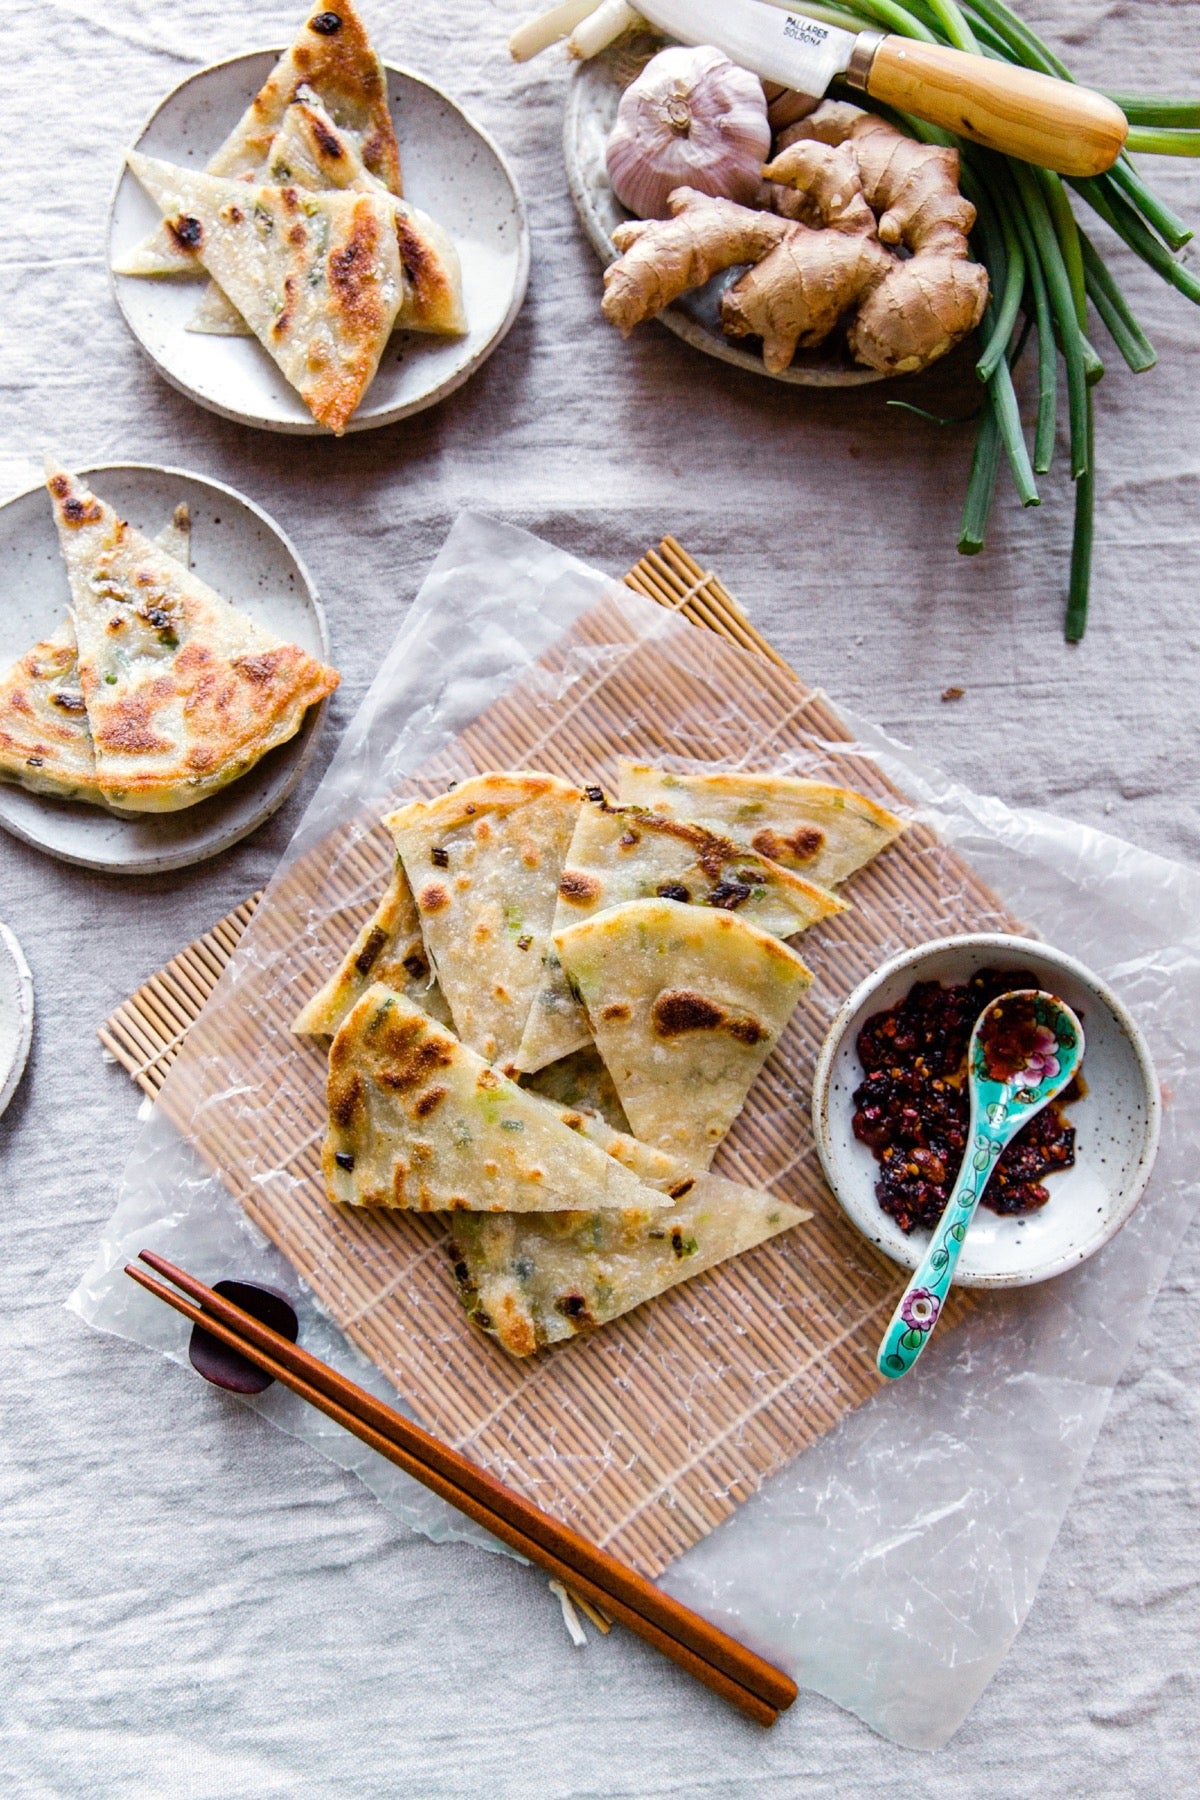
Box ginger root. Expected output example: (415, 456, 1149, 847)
(602, 192, 787, 337)
(602, 102, 989, 378)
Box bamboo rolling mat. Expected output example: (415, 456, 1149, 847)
(100, 538, 1012, 1578)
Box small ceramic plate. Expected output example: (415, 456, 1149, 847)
(565, 30, 885, 388)
(109, 55, 530, 434)
(0, 921, 34, 1120)
(813, 934, 1161, 1288)
(0, 462, 328, 874)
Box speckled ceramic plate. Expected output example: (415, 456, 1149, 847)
(0, 463, 329, 873)
(0, 921, 34, 1121)
(565, 30, 885, 388)
(109, 54, 530, 434)
(812, 934, 1162, 1288)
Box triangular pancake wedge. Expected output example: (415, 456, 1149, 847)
(0, 508, 194, 807)
(555, 898, 813, 1168)
(322, 986, 668, 1214)
(514, 794, 846, 1073)
(115, 0, 401, 278)
(617, 762, 905, 889)
(291, 852, 451, 1036)
(188, 93, 466, 341)
(449, 1170, 810, 1356)
(126, 153, 404, 434)
(385, 772, 583, 1071)
(0, 619, 105, 805)
(46, 463, 338, 812)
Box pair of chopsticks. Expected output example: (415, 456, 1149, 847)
(127, 1251, 797, 1726)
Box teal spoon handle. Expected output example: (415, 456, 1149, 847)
(876, 1107, 1010, 1379)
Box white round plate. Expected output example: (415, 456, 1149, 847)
(565, 30, 885, 388)
(0, 462, 329, 873)
(0, 922, 34, 1120)
(812, 934, 1162, 1289)
(109, 54, 530, 434)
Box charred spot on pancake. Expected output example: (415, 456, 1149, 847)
(311, 116, 344, 159)
(395, 215, 435, 291)
(166, 214, 203, 252)
(418, 880, 450, 914)
(377, 1029, 454, 1094)
(271, 272, 298, 340)
(476, 1068, 500, 1092)
(600, 1002, 631, 1022)
(334, 1150, 355, 1171)
(618, 830, 640, 849)
(402, 950, 429, 980)
(354, 925, 389, 975)
(752, 824, 825, 865)
(707, 877, 753, 911)
(234, 649, 287, 686)
(656, 882, 690, 903)
(56, 487, 103, 527)
(413, 1084, 449, 1118)
(651, 989, 725, 1036)
(561, 1112, 584, 1131)
(287, 221, 308, 248)
(50, 691, 87, 714)
(328, 1070, 362, 1128)
(727, 1014, 768, 1046)
(555, 1291, 595, 1325)
(668, 1177, 696, 1200)
(559, 869, 600, 905)
(329, 204, 388, 335)
(309, 9, 343, 32)
(223, 203, 245, 226)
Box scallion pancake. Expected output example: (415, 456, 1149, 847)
(385, 772, 583, 1071)
(617, 762, 904, 889)
(555, 897, 813, 1167)
(449, 1171, 809, 1356)
(322, 986, 666, 1214)
(514, 793, 845, 1073)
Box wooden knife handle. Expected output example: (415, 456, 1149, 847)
(863, 38, 1127, 177)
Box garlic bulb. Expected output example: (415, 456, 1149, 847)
(605, 46, 771, 222)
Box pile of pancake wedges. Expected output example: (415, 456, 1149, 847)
(0, 463, 338, 813)
(113, 2, 466, 434)
(296, 767, 904, 1357)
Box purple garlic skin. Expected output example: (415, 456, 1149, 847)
(605, 45, 771, 222)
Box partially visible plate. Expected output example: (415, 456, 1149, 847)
(109, 54, 530, 434)
(565, 30, 885, 388)
(0, 922, 34, 1120)
(0, 463, 329, 873)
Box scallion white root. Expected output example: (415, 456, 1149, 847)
(568, 0, 641, 61)
(509, 0, 603, 63)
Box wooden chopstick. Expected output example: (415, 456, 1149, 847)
(127, 1251, 797, 1726)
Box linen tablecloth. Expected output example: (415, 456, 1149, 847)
(2, 1, 1197, 1792)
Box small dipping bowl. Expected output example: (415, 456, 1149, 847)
(812, 934, 1161, 1288)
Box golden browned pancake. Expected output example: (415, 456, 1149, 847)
(555, 897, 813, 1168)
(126, 154, 404, 434)
(46, 463, 338, 811)
(114, 0, 401, 279)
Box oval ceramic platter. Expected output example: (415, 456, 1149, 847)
(565, 30, 885, 388)
(0, 463, 329, 873)
(0, 922, 34, 1121)
(109, 55, 530, 434)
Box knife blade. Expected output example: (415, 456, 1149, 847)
(632, 0, 1127, 178)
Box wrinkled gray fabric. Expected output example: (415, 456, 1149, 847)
(1, 0, 1198, 1794)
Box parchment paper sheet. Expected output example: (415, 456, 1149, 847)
(72, 515, 1200, 1748)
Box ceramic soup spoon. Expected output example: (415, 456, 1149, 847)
(876, 989, 1085, 1379)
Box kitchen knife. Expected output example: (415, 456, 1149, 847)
(633, 0, 1127, 177)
